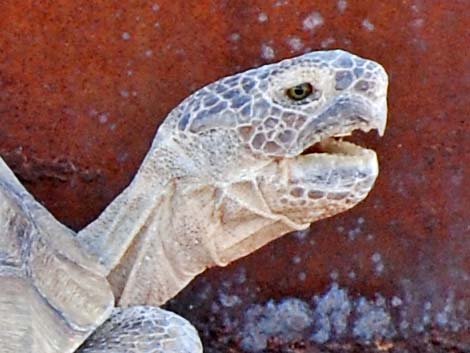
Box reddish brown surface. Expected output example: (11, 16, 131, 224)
(1, 1, 469, 352)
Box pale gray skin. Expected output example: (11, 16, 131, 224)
(0, 50, 388, 353)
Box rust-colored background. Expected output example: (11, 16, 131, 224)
(1, 1, 469, 352)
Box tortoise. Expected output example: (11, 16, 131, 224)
(0, 50, 388, 353)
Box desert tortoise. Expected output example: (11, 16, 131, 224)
(0, 50, 388, 353)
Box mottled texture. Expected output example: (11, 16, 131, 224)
(0, 1, 469, 352)
(79, 307, 202, 353)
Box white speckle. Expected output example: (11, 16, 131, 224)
(229, 32, 241, 42)
(411, 4, 420, 13)
(348, 271, 356, 280)
(353, 297, 394, 341)
(135, 16, 141, 22)
(375, 295, 386, 307)
(117, 152, 129, 163)
(298, 272, 307, 281)
(292, 256, 301, 264)
(357, 217, 365, 225)
(241, 298, 313, 351)
(337, 0, 347, 13)
(348, 226, 361, 240)
(235, 267, 247, 284)
(201, 285, 218, 303)
(457, 299, 466, 311)
(436, 311, 448, 326)
(132, 91, 138, 97)
(375, 262, 384, 275)
(219, 292, 242, 308)
(175, 48, 186, 56)
(88, 108, 98, 117)
(336, 225, 345, 233)
(273, 0, 288, 7)
(410, 18, 425, 28)
(121, 32, 131, 41)
(127, 70, 133, 76)
(110, 123, 117, 131)
(321, 37, 336, 48)
(413, 322, 425, 333)
(362, 18, 375, 32)
(154, 22, 160, 28)
(371, 253, 384, 275)
(287, 36, 304, 52)
(400, 320, 410, 331)
(145, 49, 153, 57)
(391, 296, 403, 307)
(258, 12, 268, 23)
(371, 253, 382, 263)
(221, 279, 232, 289)
(261, 43, 275, 60)
(303, 12, 324, 31)
(235, 284, 470, 346)
(366, 234, 374, 241)
(152, 3, 160, 12)
(450, 172, 463, 187)
(120, 90, 129, 98)
(98, 113, 109, 124)
(311, 284, 351, 344)
(237, 284, 470, 348)
(412, 37, 428, 52)
(330, 271, 339, 280)
(294, 229, 309, 240)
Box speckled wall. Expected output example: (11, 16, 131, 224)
(1, 1, 469, 352)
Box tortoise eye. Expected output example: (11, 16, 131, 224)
(286, 82, 314, 101)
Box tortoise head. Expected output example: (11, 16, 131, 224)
(150, 50, 388, 265)
(157, 50, 387, 223)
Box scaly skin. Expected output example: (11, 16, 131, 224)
(0, 50, 388, 353)
(77, 49, 388, 307)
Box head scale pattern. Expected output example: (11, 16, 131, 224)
(172, 50, 387, 159)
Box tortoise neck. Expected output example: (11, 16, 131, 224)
(76, 159, 169, 274)
(76, 143, 212, 305)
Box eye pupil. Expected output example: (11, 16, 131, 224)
(286, 82, 314, 101)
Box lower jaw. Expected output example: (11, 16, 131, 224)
(294, 138, 379, 181)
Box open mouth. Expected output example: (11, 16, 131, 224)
(301, 128, 381, 157)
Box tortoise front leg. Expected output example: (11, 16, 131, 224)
(78, 306, 202, 353)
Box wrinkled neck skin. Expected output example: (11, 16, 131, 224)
(77, 127, 304, 307)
